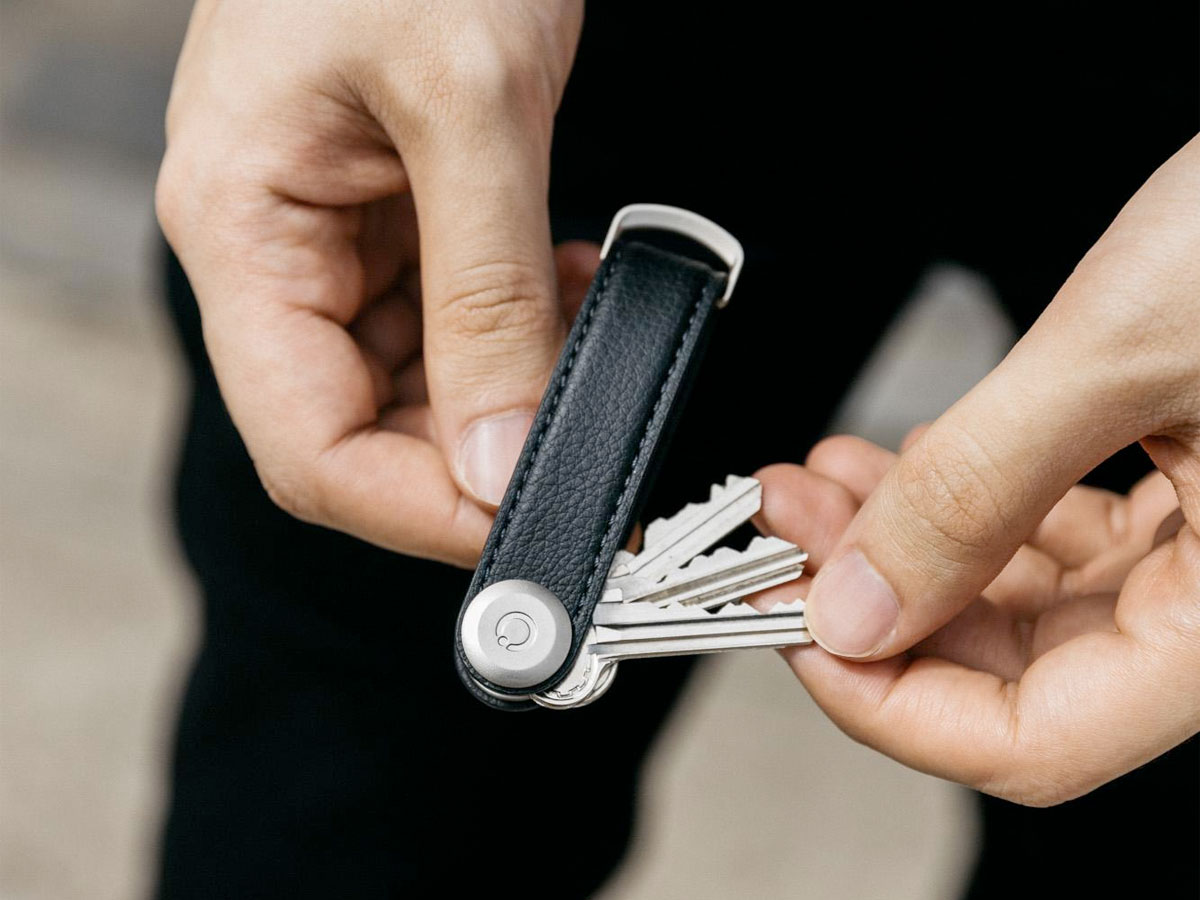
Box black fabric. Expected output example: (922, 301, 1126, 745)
(457, 239, 727, 705)
(155, 3, 1198, 897)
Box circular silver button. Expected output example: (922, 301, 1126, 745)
(460, 580, 572, 689)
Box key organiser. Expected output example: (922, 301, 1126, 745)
(454, 205, 808, 711)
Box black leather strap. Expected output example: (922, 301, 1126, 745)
(455, 234, 728, 710)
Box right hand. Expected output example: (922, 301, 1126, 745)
(157, 1, 592, 567)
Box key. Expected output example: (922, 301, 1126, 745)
(530, 475, 811, 709)
(611, 535, 808, 609)
(594, 593, 811, 652)
(609, 474, 763, 581)
(534, 596, 811, 709)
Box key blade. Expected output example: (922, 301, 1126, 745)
(610, 475, 761, 582)
(613, 536, 807, 609)
(595, 614, 806, 643)
(597, 595, 806, 628)
(593, 596, 811, 658)
(593, 628, 812, 659)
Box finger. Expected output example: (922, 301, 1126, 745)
(625, 522, 643, 554)
(976, 544, 1064, 615)
(804, 435, 895, 505)
(394, 102, 564, 510)
(910, 591, 1116, 681)
(1143, 434, 1200, 528)
(361, 347, 398, 411)
(192, 229, 490, 565)
(352, 289, 421, 372)
(802, 337, 1150, 659)
(379, 403, 435, 443)
(781, 648, 1018, 786)
(909, 597, 1030, 681)
(900, 423, 930, 453)
(1153, 507, 1185, 547)
(1028, 473, 1174, 569)
(555, 240, 601, 321)
(319, 426, 492, 565)
(356, 193, 419, 301)
(1027, 483, 1125, 567)
(392, 358, 428, 406)
(752, 463, 862, 572)
(1062, 474, 1180, 595)
(801, 139, 1200, 661)
(785, 566, 1196, 805)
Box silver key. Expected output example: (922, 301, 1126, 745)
(535, 596, 810, 708)
(609, 474, 764, 581)
(610, 535, 807, 609)
(532, 476, 811, 709)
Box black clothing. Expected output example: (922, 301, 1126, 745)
(156, 4, 1198, 897)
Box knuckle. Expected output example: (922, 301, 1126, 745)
(439, 36, 550, 111)
(982, 765, 1077, 808)
(395, 33, 554, 130)
(891, 427, 1012, 555)
(438, 261, 556, 341)
(154, 158, 187, 242)
(827, 715, 878, 753)
(804, 435, 862, 473)
(256, 458, 326, 525)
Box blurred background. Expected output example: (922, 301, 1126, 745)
(0, 2, 1016, 897)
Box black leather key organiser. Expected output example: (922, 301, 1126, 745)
(455, 205, 743, 711)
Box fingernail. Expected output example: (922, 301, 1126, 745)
(457, 411, 534, 507)
(806, 549, 899, 657)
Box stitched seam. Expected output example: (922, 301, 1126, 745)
(476, 247, 622, 584)
(573, 277, 716, 630)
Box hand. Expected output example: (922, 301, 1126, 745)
(754, 431, 1198, 805)
(753, 134, 1200, 805)
(156, 1, 590, 566)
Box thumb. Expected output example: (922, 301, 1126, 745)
(809, 135, 1200, 657)
(804, 332, 1147, 659)
(405, 117, 564, 508)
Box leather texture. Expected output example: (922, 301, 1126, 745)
(455, 236, 727, 710)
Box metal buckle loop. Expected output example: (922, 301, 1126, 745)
(599, 204, 744, 307)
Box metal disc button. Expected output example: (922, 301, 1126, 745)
(460, 580, 572, 689)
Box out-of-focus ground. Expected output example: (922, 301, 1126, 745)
(0, 3, 1014, 898)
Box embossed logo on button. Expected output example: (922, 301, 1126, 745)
(495, 611, 536, 651)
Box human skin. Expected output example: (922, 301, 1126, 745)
(156, 1, 593, 567)
(752, 135, 1200, 805)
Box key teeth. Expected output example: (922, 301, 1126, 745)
(680, 544, 739, 571)
(756, 595, 807, 614)
(710, 595, 807, 617)
(672, 534, 803, 576)
(610, 534, 806, 602)
(650, 595, 807, 618)
(714, 473, 747, 498)
(745, 534, 787, 551)
(640, 475, 759, 548)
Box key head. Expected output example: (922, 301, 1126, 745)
(533, 633, 617, 709)
(460, 580, 572, 689)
